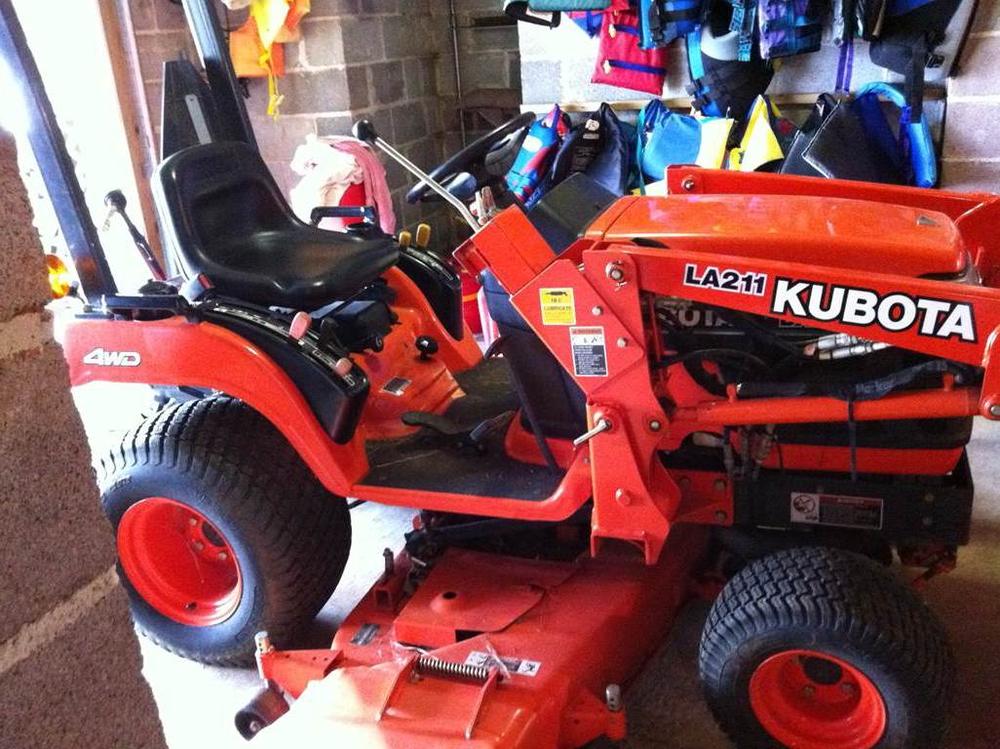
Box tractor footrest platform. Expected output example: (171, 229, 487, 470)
(363, 357, 562, 500)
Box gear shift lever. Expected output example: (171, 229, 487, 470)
(352, 120, 481, 232)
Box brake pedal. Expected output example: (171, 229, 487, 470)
(402, 411, 467, 436)
(402, 410, 514, 452)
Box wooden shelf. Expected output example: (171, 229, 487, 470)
(521, 87, 946, 113)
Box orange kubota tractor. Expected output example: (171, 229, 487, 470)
(10, 0, 998, 746)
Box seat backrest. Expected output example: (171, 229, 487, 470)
(153, 141, 299, 279)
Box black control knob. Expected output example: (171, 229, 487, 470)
(352, 119, 378, 144)
(415, 335, 438, 360)
(104, 189, 128, 211)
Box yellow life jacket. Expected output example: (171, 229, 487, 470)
(229, 0, 311, 117)
(728, 95, 789, 172)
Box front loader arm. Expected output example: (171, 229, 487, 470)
(617, 244, 1000, 419)
(666, 166, 998, 221)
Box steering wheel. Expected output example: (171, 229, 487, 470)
(405, 112, 536, 205)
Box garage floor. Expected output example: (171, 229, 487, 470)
(75, 385, 1000, 748)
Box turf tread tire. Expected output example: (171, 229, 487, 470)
(99, 396, 351, 666)
(699, 546, 954, 749)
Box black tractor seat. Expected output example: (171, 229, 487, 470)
(153, 141, 398, 309)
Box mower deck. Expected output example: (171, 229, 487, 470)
(363, 358, 564, 500)
(254, 524, 710, 748)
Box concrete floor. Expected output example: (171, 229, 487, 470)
(75, 384, 1000, 748)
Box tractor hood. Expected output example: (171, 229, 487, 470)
(585, 194, 968, 278)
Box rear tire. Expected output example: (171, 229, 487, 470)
(699, 546, 954, 749)
(99, 396, 352, 666)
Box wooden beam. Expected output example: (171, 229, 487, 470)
(96, 0, 163, 262)
(522, 87, 948, 114)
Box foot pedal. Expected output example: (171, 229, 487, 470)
(402, 411, 514, 452)
(402, 411, 467, 436)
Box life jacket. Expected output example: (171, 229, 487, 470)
(686, 0, 773, 119)
(591, 5, 669, 95)
(568, 9, 606, 35)
(757, 0, 824, 59)
(831, 0, 889, 46)
(778, 86, 935, 187)
(537, 103, 635, 203)
(727, 94, 797, 171)
(228, 0, 311, 117)
(869, 0, 960, 117)
(505, 105, 571, 203)
(636, 99, 733, 184)
(638, 0, 704, 49)
(853, 81, 937, 187)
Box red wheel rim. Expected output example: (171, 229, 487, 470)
(749, 649, 886, 749)
(117, 497, 242, 627)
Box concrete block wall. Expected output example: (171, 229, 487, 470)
(941, 12, 1000, 192)
(0, 132, 165, 748)
(437, 0, 523, 153)
(127, 0, 513, 235)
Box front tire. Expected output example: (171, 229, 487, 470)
(100, 397, 352, 666)
(699, 546, 954, 749)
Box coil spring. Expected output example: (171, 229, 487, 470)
(415, 655, 491, 683)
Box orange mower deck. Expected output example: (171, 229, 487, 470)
(253, 525, 709, 748)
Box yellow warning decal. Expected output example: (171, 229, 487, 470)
(539, 288, 576, 325)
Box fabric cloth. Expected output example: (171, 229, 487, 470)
(290, 134, 397, 234)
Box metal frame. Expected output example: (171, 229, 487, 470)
(0, 0, 117, 303)
(180, 0, 257, 149)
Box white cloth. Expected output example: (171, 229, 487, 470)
(289, 134, 366, 225)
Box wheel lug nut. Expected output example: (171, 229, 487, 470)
(802, 685, 815, 697)
(188, 517, 198, 526)
(192, 541, 204, 551)
(840, 682, 855, 695)
(217, 551, 228, 561)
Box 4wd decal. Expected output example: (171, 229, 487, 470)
(82, 348, 142, 367)
(771, 278, 977, 343)
(683, 264, 767, 296)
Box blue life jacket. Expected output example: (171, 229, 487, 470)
(569, 9, 604, 36)
(533, 103, 635, 205)
(853, 81, 937, 188)
(506, 105, 569, 204)
(638, 0, 704, 48)
(758, 0, 824, 59)
(687, 0, 773, 120)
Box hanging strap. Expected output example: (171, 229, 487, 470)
(729, 0, 758, 62)
(605, 58, 668, 75)
(635, 101, 650, 193)
(835, 35, 855, 93)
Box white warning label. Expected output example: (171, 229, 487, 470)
(464, 650, 541, 677)
(790, 492, 884, 530)
(570, 326, 608, 377)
